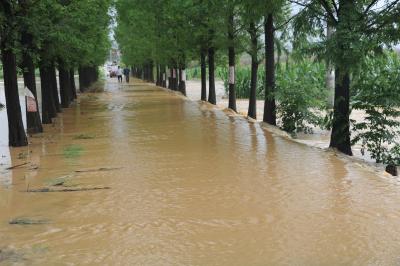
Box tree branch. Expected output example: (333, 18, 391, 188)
(363, 0, 380, 15)
(288, 0, 332, 23)
(366, 0, 400, 28)
(331, 0, 338, 14)
(275, 7, 306, 30)
(317, 0, 338, 23)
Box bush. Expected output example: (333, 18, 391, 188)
(351, 53, 400, 165)
(187, 66, 227, 81)
(219, 66, 265, 99)
(187, 66, 201, 80)
(275, 61, 328, 134)
(219, 61, 328, 134)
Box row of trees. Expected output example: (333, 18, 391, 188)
(0, 0, 112, 147)
(116, 0, 400, 157)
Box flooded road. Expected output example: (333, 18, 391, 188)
(1, 79, 400, 265)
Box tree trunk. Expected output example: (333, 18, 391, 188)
(78, 67, 85, 92)
(50, 64, 61, 113)
(40, 63, 57, 124)
(168, 67, 172, 89)
(326, 23, 335, 107)
(263, 13, 277, 125)
(208, 46, 216, 104)
(248, 21, 258, 119)
(21, 47, 43, 134)
(59, 62, 72, 108)
(149, 61, 154, 82)
(162, 65, 167, 88)
(94, 66, 99, 82)
(328, 0, 354, 156)
(201, 49, 207, 101)
(178, 68, 182, 92)
(1, 48, 28, 146)
(70, 68, 77, 99)
(227, 12, 237, 112)
(179, 66, 187, 96)
(172, 66, 178, 91)
(90, 66, 98, 83)
(156, 64, 160, 86)
(79, 66, 93, 92)
(329, 68, 352, 155)
(159, 64, 163, 86)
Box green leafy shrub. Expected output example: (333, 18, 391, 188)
(187, 67, 201, 80)
(275, 60, 328, 134)
(219, 66, 265, 99)
(187, 66, 227, 81)
(351, 53, 400, 165)
(219, 61, 328, 134)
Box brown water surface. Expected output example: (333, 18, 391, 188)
(1, 79, 400, 265)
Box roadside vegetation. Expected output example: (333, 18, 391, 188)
(0, 0, 111, 144)
(115, 0, 400, 173)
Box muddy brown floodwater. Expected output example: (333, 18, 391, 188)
(1, 79, 400, 265)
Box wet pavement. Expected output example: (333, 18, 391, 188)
(1, 79, 400, 265)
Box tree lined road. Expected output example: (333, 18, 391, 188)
(1, 79, 400, 265)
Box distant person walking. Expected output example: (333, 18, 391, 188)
(117, 66, 123, 83)
(123, 67, 130, 83)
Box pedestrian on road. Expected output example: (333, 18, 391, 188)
(123, 67, 130, 83)
(117, 66, 123, 83)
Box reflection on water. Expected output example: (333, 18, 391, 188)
(1, 79, 400, 265)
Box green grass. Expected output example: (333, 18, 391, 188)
(63, 145, 84, 158)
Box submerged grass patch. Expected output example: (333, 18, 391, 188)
(0, 248, 24, 263)
(63, 145, 84, 159)
(45, 174, 75, 187)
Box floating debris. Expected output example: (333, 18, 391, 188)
(9, 217, 49, 225)
(50, 179, 65, 186)
(73, 134, 95, 140)
(17, 152, 28, 160)
(29, 164, 39, 170)
(6, 162, 29, 170)
(75, 167, 122, 173)
(0, 103, 4, 109)
(26, 186, 111, 193)
(46, 176, 70, 187)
